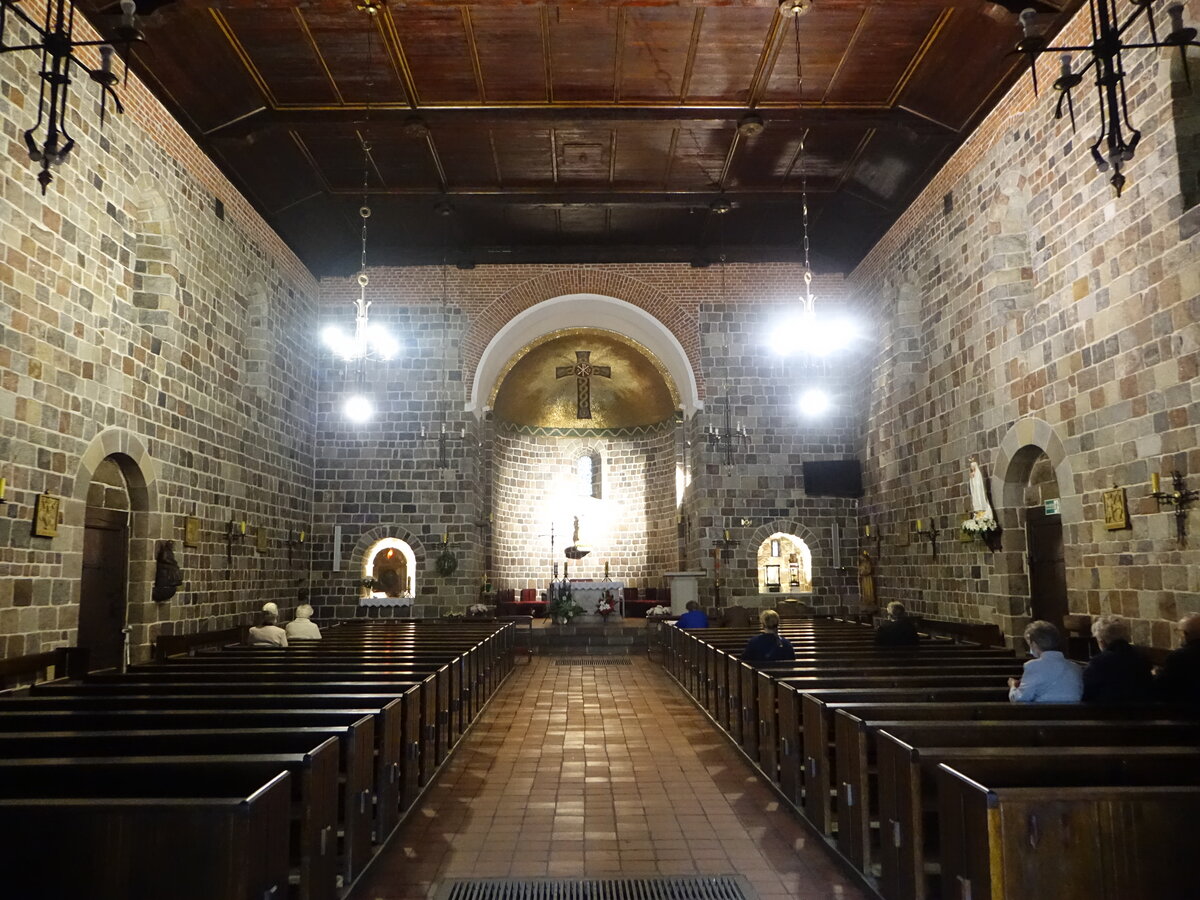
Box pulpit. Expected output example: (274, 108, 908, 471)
(664, 571, 706, 616)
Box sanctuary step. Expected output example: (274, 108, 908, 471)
(529, 619, 648, 655)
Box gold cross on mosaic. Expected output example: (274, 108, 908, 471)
(555, 350, 611, 419)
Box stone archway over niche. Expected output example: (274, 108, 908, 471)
(466, 279, 703, 416)
(352, 526, 428, 612)
(745, 519, 832, 609)
(362, 537, 417, 599)
(990, 417, 1078, 642)
(70, 428, 162, 664)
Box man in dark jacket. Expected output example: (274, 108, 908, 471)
(1082, 614, 1152, 704)
(1156, 613, 1200, 704)
(875, 601, 920, 647)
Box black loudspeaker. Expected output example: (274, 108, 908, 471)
(802, 459, 863, 498)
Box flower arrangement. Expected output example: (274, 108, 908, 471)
(596, 591, 615, 618)
(467, 603, 492, 618)
(548, 583, 584, 624)
(645, 604, 671, 617)
(961, 513, 999, 537)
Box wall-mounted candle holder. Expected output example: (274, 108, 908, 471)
(226, 519, 246, 563)
(1151, 471, 1198, 545)
(915, 517, 938, 558)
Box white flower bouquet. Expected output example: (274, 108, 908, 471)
(961, 513, 999, 536)
(646, 604, 671, 617)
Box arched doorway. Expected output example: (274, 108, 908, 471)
(79, 456, 132, 670)
(362, 537, 417, 600)
(1022, 448, 1066, 626)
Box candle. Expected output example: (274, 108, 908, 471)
(1151, 472, 1161, 494)
(916, 519, 923, 532)
(298, 530, 305, 543)
(239, 520, 246, 535)
(442, 532, 448, 544)
(564, 562, 569, 579)
(723, 529, 730, 541)
(864, 524, 871, 537)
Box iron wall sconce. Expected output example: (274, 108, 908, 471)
(915, 517, 938, 559)
(226, 519, 246, 563)
(1150, 471, 1198, 544)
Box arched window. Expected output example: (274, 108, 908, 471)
(361, 537, 417, 601)
(576, 451, 602, 499)
(757, 532, 813, 594)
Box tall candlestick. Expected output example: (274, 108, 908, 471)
(1152, 472, 1161, 494)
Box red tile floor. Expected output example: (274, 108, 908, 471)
(351, 656, 868, 900)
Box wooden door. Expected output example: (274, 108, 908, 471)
(1026, 507, 1067, 628)
(80, 507, 129, 671)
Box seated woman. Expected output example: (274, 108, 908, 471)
(740, 609, 795, 662)
(1008, 619, 1082, 702)
(874, 601, 920, 647)
(675, 600, 709, 629)
(248, 611, 288, 647)
(1082, 613, 1152, 703)
(285, 604, 322, 641)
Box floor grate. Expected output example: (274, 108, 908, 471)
(553, 657, 633, 666)
(435, 877, 756, 900)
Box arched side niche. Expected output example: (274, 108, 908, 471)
(468, 294, 702, 418)
(756, 532, 813, 593)
(362, 537, 417, 601)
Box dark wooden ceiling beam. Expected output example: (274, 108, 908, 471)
(303, 188, 843, 207)
(147, 0, 1050, 10)
(204, 103, 955, 137)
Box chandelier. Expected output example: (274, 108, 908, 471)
(322, 9, 397, 422)
(1016, 2, 1198, 196)
(1, 0, 141, 193)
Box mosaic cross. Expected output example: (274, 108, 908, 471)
(555, 350, 611, 419)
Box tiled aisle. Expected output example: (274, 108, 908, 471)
(353, 656, 868, 900)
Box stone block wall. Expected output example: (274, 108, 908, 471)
(490, 423, 677, 589)
(0, 8, 317, 660)
(315, 265, 869, 615)
(849, 1, 1200, 647)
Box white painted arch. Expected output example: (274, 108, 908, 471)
(467, 293, 702, 418)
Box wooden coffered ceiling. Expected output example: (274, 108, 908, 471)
(85, 0, 1079, 274)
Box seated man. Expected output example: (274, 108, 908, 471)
(1082, 614, 1152, 703)
(285, 603, 322, 640)
(675, 600, 709, 629)
(874, 601, 920, 647)
(740, 609, 795, 662)
(1008, 620, 1082, 702)
(1155, 613, 1200, 704)
(248, 611, 288, 647)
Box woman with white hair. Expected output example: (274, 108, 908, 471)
(1008, 620, 1083, 703)
(285, 604, 322, 640)
(1082, 614, 1152, 704)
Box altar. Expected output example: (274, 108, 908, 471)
(568, 580, 625, 615)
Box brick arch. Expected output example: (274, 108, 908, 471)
(352, 525, 431, 577)
(72, 427, 161, 510)
(462, 268, 703, 409)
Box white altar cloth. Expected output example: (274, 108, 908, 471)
(568, 580, 625, 615)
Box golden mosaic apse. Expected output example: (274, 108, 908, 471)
(491, 330, 678, 429)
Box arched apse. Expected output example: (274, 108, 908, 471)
(468, 293, 702, 418)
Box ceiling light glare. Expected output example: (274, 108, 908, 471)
(343, 394, 375, 423)
(367, 324, 399, 361)
(768, 315, 805, 356)
(322, 325, 357, 360)
(798, 388, 831, 417)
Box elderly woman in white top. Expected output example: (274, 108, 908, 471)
(1008, 619, 1083, 702)
(248, 611, 288, 647)
(285, 604, 322, 640)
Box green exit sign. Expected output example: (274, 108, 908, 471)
(1044, 498, 1061, 516)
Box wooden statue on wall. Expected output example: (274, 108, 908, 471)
(857, 549, 878, 615)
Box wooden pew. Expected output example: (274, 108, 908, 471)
(0, 768, 291, 900)
(836, 717, 1200, 877)
(936, 761, 1200, 900)
(0, 733, 342, 900)
(878, 740, 1200, 900)
(0, 708, 377, 882)
(16, 689, 419, 815)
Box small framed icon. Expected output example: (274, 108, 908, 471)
(1103, 487, 1130, 531)
(33, 493, 60, 538)
(255, 526, 269, 553)
(183, 516, 201, 548)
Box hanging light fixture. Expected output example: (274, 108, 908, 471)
(1015, 2, 1198, 196)
(323, 9, 397, 422)
(704, 201, 751, 467)
(0, 0, 142, 193)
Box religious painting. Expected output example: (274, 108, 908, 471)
(255, 526, 268, 553)
(765, 564, 781, 589)
(183, 516, 201, 548)
(33, 493, 60, 538)
(1103, 487, 1130, 530)
(895, 525, 911, 547)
